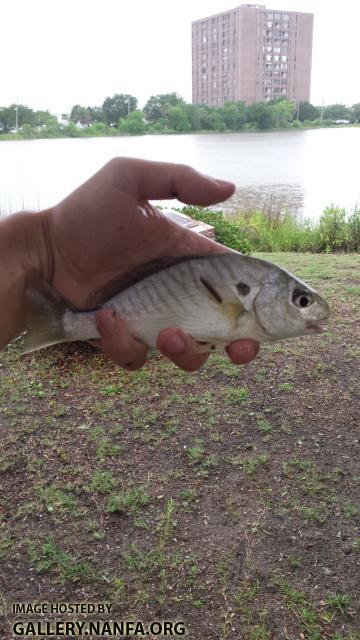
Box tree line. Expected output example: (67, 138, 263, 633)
(1, 93, 360, 138)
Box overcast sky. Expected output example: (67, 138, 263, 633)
(1, 0, 359, 113)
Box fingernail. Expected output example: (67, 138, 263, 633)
(98, 310, 116, 332)
(217, 179, 235, 188)
(164, 334, 186, 355)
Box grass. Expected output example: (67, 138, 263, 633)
(0, 252, 359, 639)
(183, 204, 360, 253)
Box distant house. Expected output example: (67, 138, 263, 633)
(56, 114, 70, 126)
(335, 119, 350, 125)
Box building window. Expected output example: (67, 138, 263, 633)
(281, 55, 288, 62)
(274, 55, 280, 61)
(202, 36, 207, 43)
(283, 14, 289, 21)
(274, 47, 280, 53)
(267, 21, 273, 28)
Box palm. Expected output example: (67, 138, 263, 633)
(47, 159, 222, 308)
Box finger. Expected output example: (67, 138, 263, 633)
(109, 158, 235, 206)
(96, 308, 149, 371)
(226, 339, 260, 365)
(157, 327, 209, 372)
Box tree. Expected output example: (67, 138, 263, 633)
(322, 104, 351, 121)
(143, 93, 185, 124)
(246, 102, 274, 129)
(43, 115, 63, 138)
(70, 105, 91, 126)
(118, 111, 146, 135)
(218, 101, 246, 130)
(184, 104, 202, 131)
(207, 110, 226, 131)
(88, 106, 105, 123)
(64, 121, 81, 137)
(0, 107, 15, 132)
(350, 103, 360, 123)
(34, 110, 53, 127)
(86, 122, 107, 136)
(102, 94, 137, 126)
(166, 106, 191, 132)
(270, 100, 295, 127)
(184, 104, 214, 130)
(20, 124, 34, 139)
(0, 104, 35, 132)
(297, 101, 320, 122)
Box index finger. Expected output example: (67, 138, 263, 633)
(108, 158, 235, 206)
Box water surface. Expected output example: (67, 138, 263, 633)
(0, 128, 359, 219)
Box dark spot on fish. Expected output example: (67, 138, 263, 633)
(211, 345, 216, 351)
(171, 191, 179, 198)
(125, 361, 134, 368)
(236, 282, 250, 296)
(197, 340, 209, 345)
(200, 277, 223, 304)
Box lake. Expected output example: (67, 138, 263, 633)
(0, 127, 359, 220)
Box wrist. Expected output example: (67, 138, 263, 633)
(12, 209, 53, 281)
(0, 210, 53, 348)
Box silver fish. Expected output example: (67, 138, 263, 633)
(23, 253, 330, 354)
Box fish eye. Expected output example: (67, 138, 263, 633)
(292, 289, 314, 308)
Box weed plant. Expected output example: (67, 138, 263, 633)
(182, 205, 360, 253)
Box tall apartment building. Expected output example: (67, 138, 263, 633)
(192, 4, 313, 106)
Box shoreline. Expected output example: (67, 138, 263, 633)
(0, 123, 359, 143)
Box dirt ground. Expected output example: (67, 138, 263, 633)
(0, 253, 359, 640)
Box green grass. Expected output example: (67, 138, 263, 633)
(107, 488, 150, 515)
(183, 205, 360, 253)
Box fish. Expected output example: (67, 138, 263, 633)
(23, 253, 330, 354)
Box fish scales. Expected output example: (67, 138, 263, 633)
(23, 253, 330, 354)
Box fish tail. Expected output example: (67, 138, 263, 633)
(23, 279, 73, 354)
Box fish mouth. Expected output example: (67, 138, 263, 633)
(305, 320, 328, 334)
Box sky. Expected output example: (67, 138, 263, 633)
(0, 0, 359, 114)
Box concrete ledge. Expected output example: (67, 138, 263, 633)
(162, 208, 215, 239)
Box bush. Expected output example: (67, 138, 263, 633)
(180, 206, 252, 253)
(347, 207, 360, 252)
(319, 207, 350, 252)
(180, 205, 359, 254)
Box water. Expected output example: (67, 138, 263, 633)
(0, 128, 359, 219)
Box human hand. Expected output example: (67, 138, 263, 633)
(37, 158, 259, 370)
